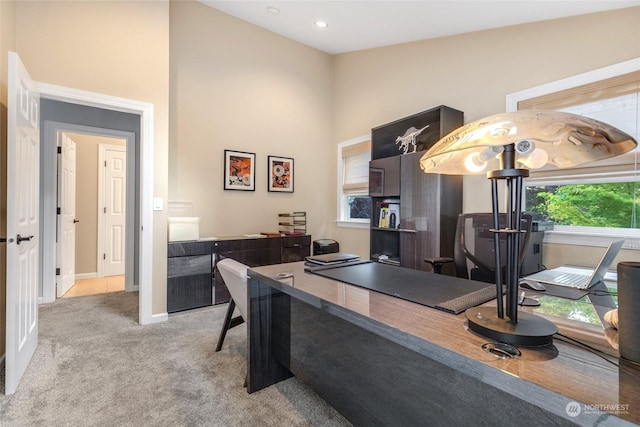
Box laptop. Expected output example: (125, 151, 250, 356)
(524, 239, 624, 290)
(305, 252, 360, 265)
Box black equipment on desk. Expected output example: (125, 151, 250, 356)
(313, 239, 339, 255)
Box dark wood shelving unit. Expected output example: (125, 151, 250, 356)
(369, 105, 464, 274)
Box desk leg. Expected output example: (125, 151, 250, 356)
(247, 277, 293, 393)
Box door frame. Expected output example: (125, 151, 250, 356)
(56, 131, 77, 298)
(37, 82, 155, 325)
(44, 127, 135, 294)
(97, 143, 128, 280)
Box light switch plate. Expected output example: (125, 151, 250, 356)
(153, 197, 163, 211)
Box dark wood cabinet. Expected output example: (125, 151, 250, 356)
(167, 240, 216, 313)
(369, 156, 400, 197)
(167, 254, 213, 313)
(369, 106, 463, 274)
(215, 237, 283, 267)
(167, 234, 311, 313)
(398, 152, 462, 273)
(281, 235, 311, 263)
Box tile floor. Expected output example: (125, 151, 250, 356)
(62, 275, 125, 298)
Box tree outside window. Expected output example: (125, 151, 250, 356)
(526, 182, 639, 228)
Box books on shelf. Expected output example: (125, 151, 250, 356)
(379, 207, 389, 227)
(377, 202, 399, 229)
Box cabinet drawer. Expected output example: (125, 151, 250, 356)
(168, 254, 212, 278)
(282, 235, 311, 247)
(168, 241, 216, 257)
(218, 249, 281, 267)
(214, 238, 281, 252)
(282, 246, 310, 263)
(167, 274, 212, 313)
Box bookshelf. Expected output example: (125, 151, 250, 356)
(369, 106, 464, 273)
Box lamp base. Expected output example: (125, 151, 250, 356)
(465, 307, 557, 346)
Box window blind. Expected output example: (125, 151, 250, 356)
(517, 71, 640, 111)
(518, 71, 639, 176)
(342, 140, 371, 194)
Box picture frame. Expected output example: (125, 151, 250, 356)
(224, 150, 256, 191)
(267, 155, 294, 193)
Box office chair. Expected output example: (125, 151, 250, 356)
(215, 258, 249, 352)
(426, 212, 533, 283)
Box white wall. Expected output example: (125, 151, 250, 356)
(169, 2, 334, 240)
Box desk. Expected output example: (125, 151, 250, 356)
(167, 235, 310, 313)
(247, 262, 640, 426)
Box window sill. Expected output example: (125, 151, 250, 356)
(543, 228, 640, 250)
(335, 220, 370, 229)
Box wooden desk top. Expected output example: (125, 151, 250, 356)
(249, 262, 640, 425)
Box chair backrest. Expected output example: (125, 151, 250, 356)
(217, 258, 249, 319)
(453, 212, 533, 283)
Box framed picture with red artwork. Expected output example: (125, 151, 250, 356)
(224, 150, 255, 191)
(268, 155, 294, 193)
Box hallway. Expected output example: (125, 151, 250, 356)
(61, 275, 124, 298)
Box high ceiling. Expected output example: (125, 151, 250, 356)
(201, 1, 640, 54)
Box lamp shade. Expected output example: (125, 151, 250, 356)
(420, 110, 637, 175)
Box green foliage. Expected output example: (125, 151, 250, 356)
(526, 182, 639, 228)
(535, 296, 601, 325)
(534, 287, 617, 326)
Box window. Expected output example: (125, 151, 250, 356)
(506, 58, 640, 248)
(337, 136, 371, 228)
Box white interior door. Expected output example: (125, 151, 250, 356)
(6, 51, 40, 395)
(56, 132, 77, 297)
(100, 145, 126, 277)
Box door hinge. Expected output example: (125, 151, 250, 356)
(55, 268, 60, 276)
(104, 160, 107, 167)
(57, 207, 61, 215)
(103, 254, 106, 260)
(104, 207, 107, 214)
(57, 146, 62, 154)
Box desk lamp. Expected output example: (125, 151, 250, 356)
(420, 110, 637, 346)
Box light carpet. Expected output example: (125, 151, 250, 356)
(0, 291, 351, 427)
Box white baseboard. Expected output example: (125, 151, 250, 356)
(75, 272, 98, 280)
(150, 312, 169, 324)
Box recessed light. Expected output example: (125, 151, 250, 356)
(315, 20, 328, 29)
(266, 6, 280, 16)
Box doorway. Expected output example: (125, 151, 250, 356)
(37, 85, 156, 325)
(55, 131, 130, 298)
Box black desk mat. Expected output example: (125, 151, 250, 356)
(307, 261, 498, 314)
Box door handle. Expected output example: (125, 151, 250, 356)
(73, 219, 80, 223)
(16, 234, 34, 244)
